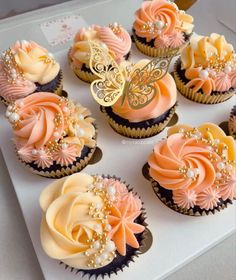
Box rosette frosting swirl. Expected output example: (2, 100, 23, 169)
(148, 123, 236, 210)
(112, 59, 177, 122)
(40, 173, 145, 269)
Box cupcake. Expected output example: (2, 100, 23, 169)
(133, 0, 194, 57)
(40, 173, 149, 277)
(147, 123, 236, 216)
(6, 92, 96, 178)
(88, 41, 177, 138)
(174, 33, 236, 104)
(229, 106, 236, 139)
(68, 23, 132, 83)
(0, 40, 63, 105)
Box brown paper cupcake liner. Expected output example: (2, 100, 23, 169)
(228, 106, 236, 139)
(133, 32, 187, 58)
(150, 177, 235, 216)
(101, 105, 177, 139)
(228, 127, 236, 139)
(173, 59, 235, 104)
(58, 175, 151, 278)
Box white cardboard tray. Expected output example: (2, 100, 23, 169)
(0, 1, 235, 280)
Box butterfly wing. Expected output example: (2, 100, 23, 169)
(125, 48, 178, 109)
(89, 41, 125, 107)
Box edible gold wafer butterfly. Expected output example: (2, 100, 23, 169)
(89, 41, 178, 109)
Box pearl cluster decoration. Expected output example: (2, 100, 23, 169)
(5, 104, 20, 125)
(206, 53, 236, 74)
(109, 22, 122, 34)
(1, 49, 25, 84)
(84, 176, 118, 268)
(178, 127, 235, 188)
(141, 20, 167, 36)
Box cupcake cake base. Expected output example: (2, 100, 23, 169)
(173, 59, 235, 104)
(101, 104, 177, 139)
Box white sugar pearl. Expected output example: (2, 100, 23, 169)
(107, 186, 116, 196)
(63, 106, 69, 113)
(214, 139, 220, 145)
(53, 131, 60, 138)
(7, 105, 13, 111)
(195, 132, 202, 139)
(100, 43, 107, 49)
(9, 112, 19, 122)
(78, 114, 84, 120)
(113, 22, 118, 27)
(21, 40, 28, 45)
(100, 253, 108, 261)
(155, 20, 164, 30)
(194, 168, 200, 175)
(95, 256, 102, 265)
(38, 150, 45, 155)
(216, 172, 222, 178)
(93, 241, 101, 250)
(5, 111, 11, 117)
(224, 65, 232, 74)
(48, 52, 54, 58)
(105, 241, 116, 252)
(105, 224, 112, 231)
(11, 73, 17, 79)
(199, 69, 209, 80)
(32, 149, 38, 155)
(187, 169, 195, 178)
(95, 202, 102, 209)
(77, 128, 85, 137)
(217, 162, 225, 170)
(179, 128, 185, 133)
(157, 30, 162, 35)
(207, 146, 213, 151)
(11, 69, 16, 74)
(61, 143, 68, 150)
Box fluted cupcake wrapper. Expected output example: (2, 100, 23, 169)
(173, 59, 235, 104)
(228, 106, 236, 139)
(16, 145, 97, 179)
(150, 177, 235, 216)
(132, 31, 188, 58)
(59, 174, 151, 279)
(101, 105, 177, 139)
(51, 70, 63, 96)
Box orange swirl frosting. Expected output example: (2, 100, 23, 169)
(148, 123, 236, 210)
(133, 0, 193, 43)
(112, 59, 177, 122)
(70, 23, 131, 67)
(40, 173, 145, 268)
(181, 33, 236, 93)
(6, 92, 96, 169)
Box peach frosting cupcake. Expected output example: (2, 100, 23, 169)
(148, 123, 236, 216)
(101, 59, 177, 138)
(174, 33, 236, 104)
(6, 92, 96, 178)
(40, 173, 148, 277)
(0, 40, 62, 105)
(133, 0, 194, 57)
(68, 23, 132, 83)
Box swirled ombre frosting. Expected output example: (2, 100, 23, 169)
(112, 60, 177, 122)
(70, 23, 131, 67)
(180, 33, 236, 94)
(6, 92, 96, 169)
(148, 123, 236, 210)
(133, 0, 193, 44)
(13, 40, 60, 84)
(40, 173, 145, 269)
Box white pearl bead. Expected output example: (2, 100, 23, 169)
(157, 30, 162, 35)
(31, 149, 38, 155)
(100, 43, 108, 49)
(93, 241, 100, 250)
(7, 105, 13, 111)
(224, 65, 232, 74)
(194, 168, 200, 175)
(179, 128, 185, 133)
(9, 112, 19, 122)
(63, 106, 69, 113)
(61, 143, 68, 150)
(38, 150, 45, 155)
(107, 186, 116, 196)
(95, 202, 102, 209)
(78, 114, 84, 120)
(95, 256, 102, 265)
(207, 146, 213, 151)
(77, 128, 85, 137)
(187, 169, 195, 178)
(100, 253, 108, 261)
(105, 241, 116, 252)
(21, 40, 28, 45)
(48, 52, 54, 58)
(217, 162, 225, 170)
(155, 20, 164, 30)
(105, 224, 112, 231)
(53, 131, 60, 138)
(199, 69, 209, 80)
(5, 111, 11, 117)
(216, 172, 222, 178)
(113, 22, 118, 27)
(11, 73, 17, 79)
(11, 69, 16, 74)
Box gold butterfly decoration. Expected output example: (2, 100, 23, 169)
(89, 41, 178, 109)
